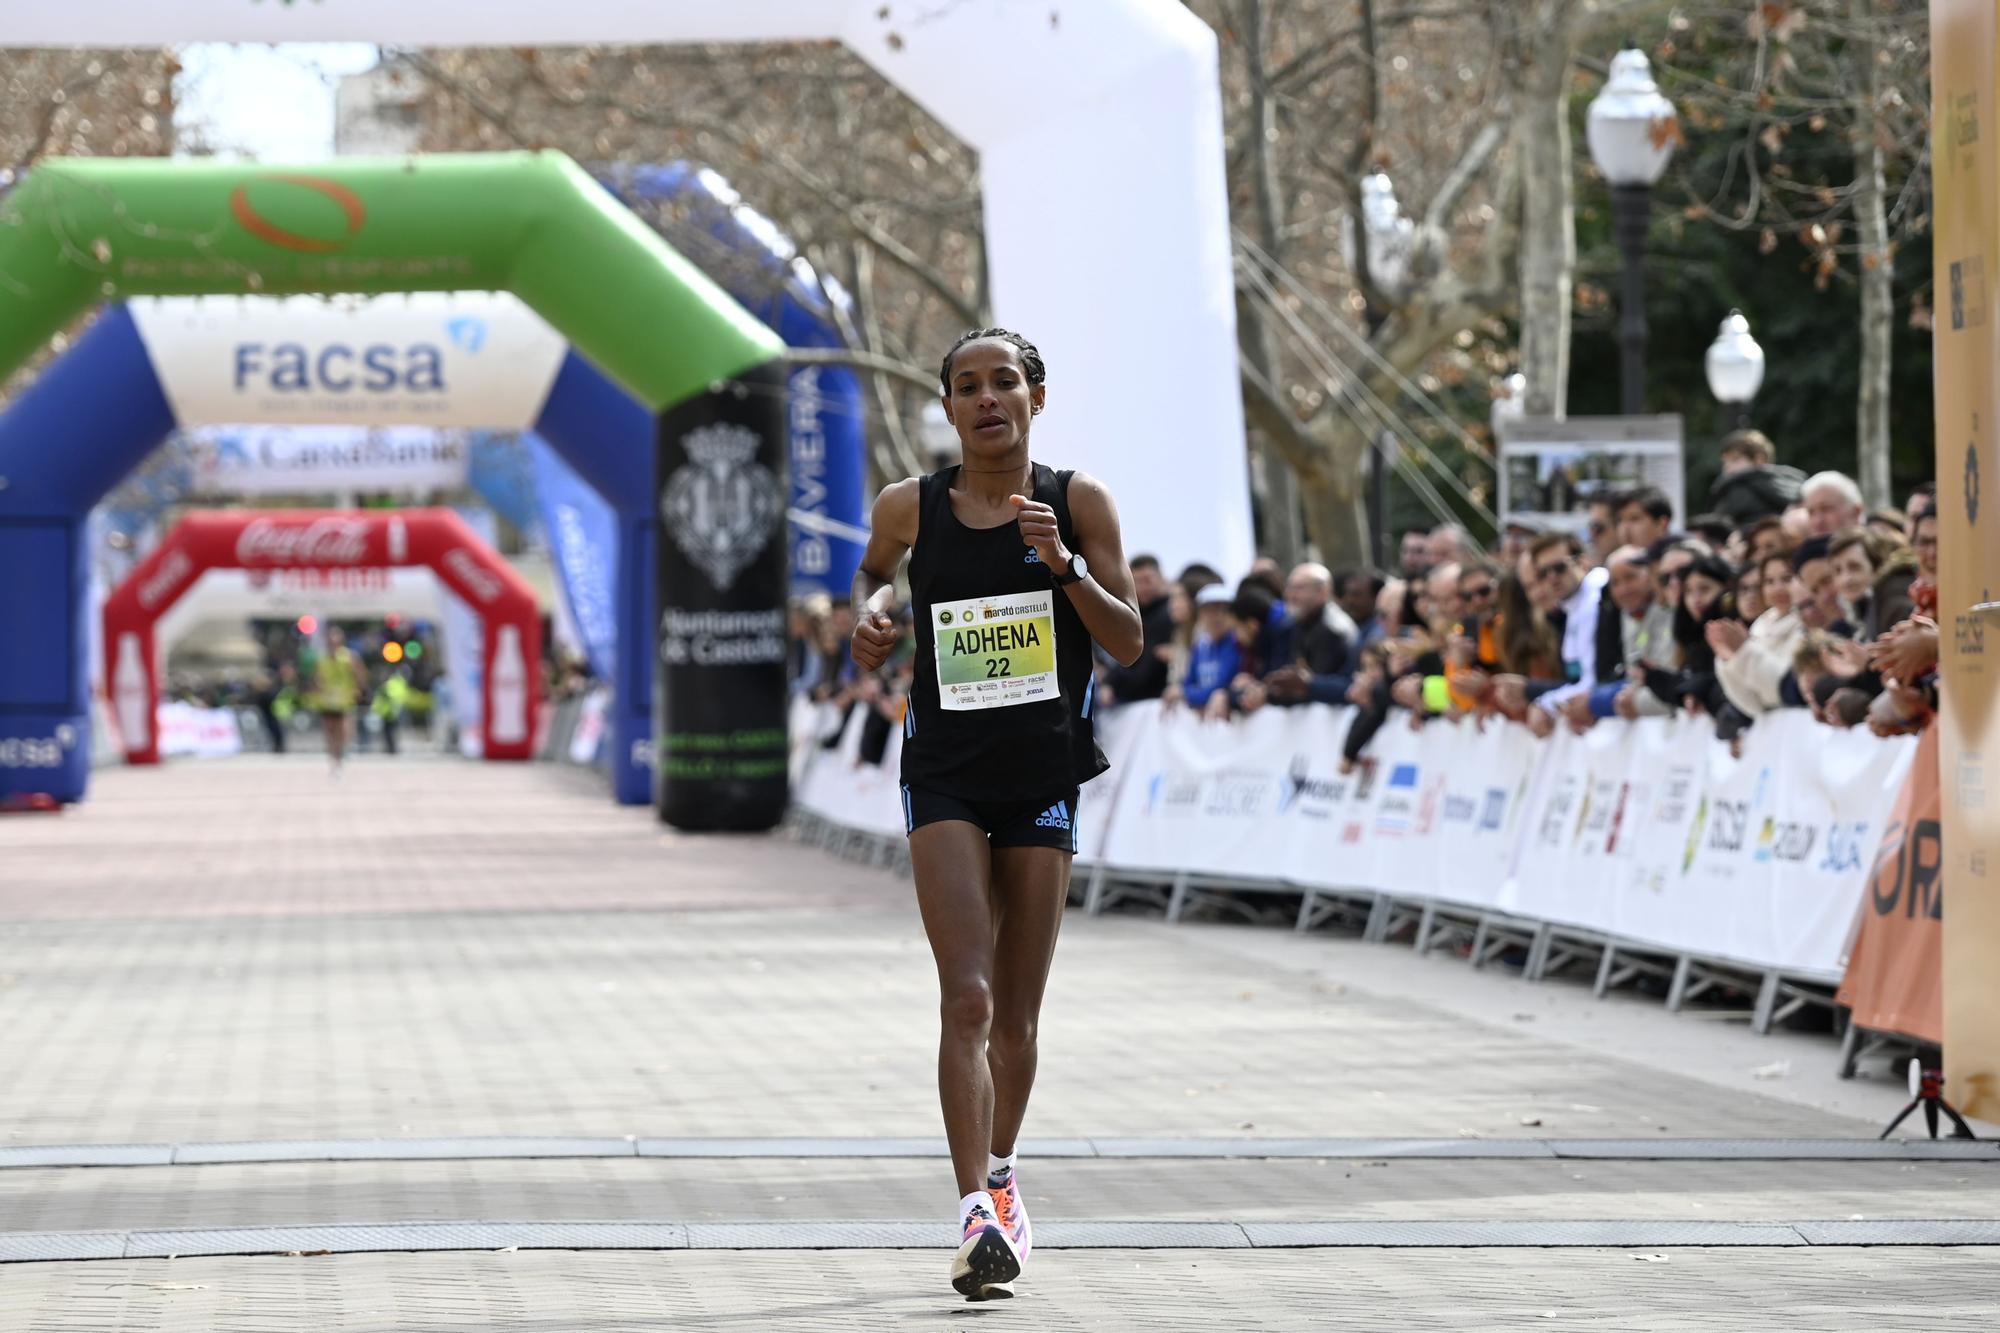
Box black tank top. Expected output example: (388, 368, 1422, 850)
(901, 462, 1108, 803)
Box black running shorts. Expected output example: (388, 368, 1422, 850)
(900, 784, 1081, 853)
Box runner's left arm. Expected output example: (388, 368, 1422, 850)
(1050, 473, 1144, 667)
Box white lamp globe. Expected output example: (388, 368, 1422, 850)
(1586, 49, 1679, 187)
(1704, 309, 1766, 404)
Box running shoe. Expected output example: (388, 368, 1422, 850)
(951, 1198, 1021, 1300)
(989, 1172, 1032, 1265)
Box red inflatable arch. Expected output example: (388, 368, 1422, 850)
(104, 509, 542, 764)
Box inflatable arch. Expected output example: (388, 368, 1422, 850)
(108, 509, 535, 764)
(154, 567, 453, 672)
(0, 293, 658, 805)
(0, 153, 791, 830)
(6, 2, 1253, 577)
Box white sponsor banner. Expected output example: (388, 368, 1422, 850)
(156, 702, 243, 758)
(130, 293, 568, 428)
(794, 700, 1919, 980)
(184, 425, 471, 495)
(153, 568, 448, 663)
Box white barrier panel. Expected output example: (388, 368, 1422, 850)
(794, 699, 1919, 980)
(156, 702, 243, 758)
(792, 697, 1147, 856)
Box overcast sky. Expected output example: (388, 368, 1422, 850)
(175, 44, 380, 160)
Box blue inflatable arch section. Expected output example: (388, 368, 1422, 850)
(0, 163, 869, 809)
(0, 305, 665, 806)
(601, 163, 868, 599)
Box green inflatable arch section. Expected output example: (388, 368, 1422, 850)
(0, 150, 799, 833)
(0, 151, 784, 405)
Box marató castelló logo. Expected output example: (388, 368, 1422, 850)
(229, 174, 366, 254)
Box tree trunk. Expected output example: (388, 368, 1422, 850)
(1238, 0, 1307, 570)
(1298, 467, 1371, 569)
(1508, 1, 1580, 418)
(1849, 0, 1895, 508)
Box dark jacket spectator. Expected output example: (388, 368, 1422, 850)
(1707, 430, 1805, 527)
(1099, 555, 1175, 704)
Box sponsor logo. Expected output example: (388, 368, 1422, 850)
(0, 725, 77, 770)
(1682, 795, 1709, 873)
(1204, 770, 1275, 819)
(229, 174, 366, 253)
(1652, 765, 1698, 826)
(1817, 821, 1870, 875)
(1375, 762, 1420, 835)
(235, 516, 372, 566)
(443, 316, 488, 354)
(1604, 781, 1634, 854)
(442, 548, 504, 604)
(136, 548, 195, 611)
(939, 610, 954, 625)
(1538, 774, 1579, 849)
(788, 366, 831, 578)
(1034, 800, 1073, 831)
(232, 342, 446, 395)
(661, 422, 781, 592)
(1955, 588, 1987, 663)
(1753, 817, 1818, 863)
(1960, 753, 1987, 810)
(1477, 787, 1508, 832)
(1024, 548, 1042, 564)
(1706, 798, 1750, 854)
(1868, 817, 1942, 921)
(1441, 793, 1478, 825)
(1950, 256, 1988, 333)
(1277, 753, 1348, 817)
(1144, 772, 1203, 817)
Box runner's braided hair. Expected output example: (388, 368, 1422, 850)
(938, 328, 1046, 395)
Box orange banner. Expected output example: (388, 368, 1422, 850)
(1838, 728, 1944, 1044)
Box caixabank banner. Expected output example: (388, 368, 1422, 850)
(1932, 0, 2000, 1116)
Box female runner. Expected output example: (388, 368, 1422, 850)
(850, 329, 1143, 1299)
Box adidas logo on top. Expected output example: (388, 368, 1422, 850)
(1035, 800, 1072, 830)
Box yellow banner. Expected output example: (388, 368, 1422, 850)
(1932, 0, 2000, 1118)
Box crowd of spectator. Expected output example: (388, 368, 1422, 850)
(791, 430, 1944, 769)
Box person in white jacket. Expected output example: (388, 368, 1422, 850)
(1711, 537, 1837, 715)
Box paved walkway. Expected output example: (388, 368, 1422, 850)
(2, 754, 1994, 1329)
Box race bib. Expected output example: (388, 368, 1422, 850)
(932, 590, 1059, 711)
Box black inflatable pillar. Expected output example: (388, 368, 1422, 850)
(654, 361, 791, 831)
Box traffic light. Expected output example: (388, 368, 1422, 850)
(296, 615, 318, 635)
(382, 642, 405, 664)
(404, 639, 424, 661)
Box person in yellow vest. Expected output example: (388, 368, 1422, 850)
(371, 668, 410, 757)
(311, 625, 364, 775)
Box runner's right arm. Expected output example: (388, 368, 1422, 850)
(851, 479, 920, 672)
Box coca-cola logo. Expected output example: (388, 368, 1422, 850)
(443, 548, 503, 604)
(137, 549, 194, 611)
(235, 517, 373, 567)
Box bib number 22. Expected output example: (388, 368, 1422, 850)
(985, 658, 1012, 679)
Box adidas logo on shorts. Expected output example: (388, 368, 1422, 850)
(1034, 800, 1072, 831)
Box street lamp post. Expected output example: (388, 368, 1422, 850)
(1586, 49, 1679, 416)
(1348, 172, 1414, 569)
(1704, 309, 1766, 430)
